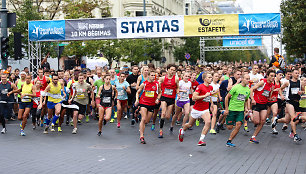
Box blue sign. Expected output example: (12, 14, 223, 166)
(185, 53, 190, 59)
(239, 13, 281, 35)
(29, 20, 65, 41)
(223, 37, 262, 47)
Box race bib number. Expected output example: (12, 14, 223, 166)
(203, 96, 211, 102)
(118, 90, 124, 96)
(49, 93, 62, 99)
(181, 92, 189, 99)
(1, 89, 8, 94)
(145, 91, 155, 98)
(33, 97, 40, 105)
(21, 96, 31, 102)
(102, 97, 111, 103)
(237, 94, 246, 101)
(77, 93, 85, 99)
(164, 88, 173, 95)
(291, 88, 299, 95)
(282, 90, 286, 96)
(262, 90, 270, 97)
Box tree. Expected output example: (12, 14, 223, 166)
(280, 0, 306, 58)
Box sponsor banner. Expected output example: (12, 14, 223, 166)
(184, 14, 239, 36)
(223, 37, 262, 47)
(29, 20, 65, 41)
(117, 15, 184, 39)
(239, 13, 281, 35)
(65, 18, 117, 40)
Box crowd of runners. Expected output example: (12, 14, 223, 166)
(0, 48, 305, 147)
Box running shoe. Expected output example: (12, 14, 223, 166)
(117, 122, 120, 128)
(294, 134, 302, 142)
(220, 124, 225, 130)
(226, 142, 236, 147)
(293, 113, 302, 122)
(110, 119, 115, 123)
(78, 120, 82, 125)
(178, 128, 184, 142)
(1, 128, 7, 134)
(44, 126, 49, 134)
(187, 127, 193, 130)
(289, 131, 294, 138)
(124, 115, 128, 119)
(271, 117, 278, 129)
(245, 114, 250, 121)
(158, 130, 163, 138)
(32, 125, 36, 130)
(50, 124, 55, 132)
(209, 129, 217, 134)
(70, 120, 74, 126)
(56, 118, 59, 125)
(151, 124, 155, 131)
(196, 119, 200, 126)
(72, 128, 77, 134)
(244, 126, 249, 132)
(216, 124, 221, 133)
(169, 127, 173, 132)
(85, 115, 90, 123)
(197, 140, 206, 146)
(20, 130, 26, 136)
(175, 121, 181, 126)
(114, 112, 117, 118)
(266, 118, 271, 124)
(140, 137, 146, 144)
(97, 131, 102, 136)
(249, 137, 259, 144)
(271, 128, 278, 135)
(131, 119, 135, 125)
(58, 127, 62, 132)
(103, 119, 107, 125)
(282, 124, 288, 131)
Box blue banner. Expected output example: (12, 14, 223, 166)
(238, 13, 281, 35)
(28, 20, 65, 41)
(223, 37, 262, 47)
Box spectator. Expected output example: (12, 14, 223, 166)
(41, 53, 51, 70)
(81, 60, 86, 69)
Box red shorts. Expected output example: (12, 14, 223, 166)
(95, 98, 101, 105)
(118, 99, 127, 106)
(99, 105, 111, 110)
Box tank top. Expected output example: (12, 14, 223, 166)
(100, 84, 113, 107)
(223, 75, 230, 80)
(287, 80, 301, 102)
(162, 75, 177, 99)
(0, 82, 13, 102)
(33, 89, 43, 108)
(231, 77, 237, 86)
(17, 79, 26, 98)
(270, 81, 280, 102)
(21, 83, 33, 103)
(300, 88, 306, 108)
(254, 79, 273, 104)
(140, 81, 159, 106)
(37, 76, 48, 90)
(48, 82, 62, 103)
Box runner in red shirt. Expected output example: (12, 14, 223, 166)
(178, 73, 213, 146)
(135, 71, 161, 144)
(249, 69, 275, 144)
(34, 68, 50, 121)
(158, 64, 179, 138)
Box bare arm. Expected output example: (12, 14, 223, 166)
(192, 91, 210, 101)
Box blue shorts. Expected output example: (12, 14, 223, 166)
(19, 102, 33, 109)
(47, 101, 62, 109)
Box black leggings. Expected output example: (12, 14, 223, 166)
(31, 108, 42, 124)
(0, 103, 7, 128)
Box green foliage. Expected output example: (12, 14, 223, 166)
(280, 0, 306, 58)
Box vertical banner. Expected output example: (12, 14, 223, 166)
(28, 20, 65, 41)
(239, 13, 281, 35)
(65, 18, 117, 40)
(117, 16, 184, 39)
(184, 14, 239, 36)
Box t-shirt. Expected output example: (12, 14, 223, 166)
(126, 74, 139, 94)
(193, 84, 213, 111)
(115, 81, 130, 100)
(73, 82, 92, 105)
(94, 79, 104, 96)
(178, 80, 191, 102)
(249, 72, 264, 84)
(210, 82, 220, 102)
(228, 84, 250, 111)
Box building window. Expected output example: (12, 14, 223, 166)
(136, 11, 144, 16)
(185, 3, 189, 15)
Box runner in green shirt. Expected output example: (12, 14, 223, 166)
(224, 74, 251, 147)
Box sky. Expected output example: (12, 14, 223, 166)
(236, 0, 284, 57)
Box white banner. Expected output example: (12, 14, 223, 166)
(117, 15, 184, 39)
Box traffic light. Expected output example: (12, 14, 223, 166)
(14, 32, 24, 60)
(1, 37, 9, 59)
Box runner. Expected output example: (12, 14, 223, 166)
(135, 71, 161, 144)
(126, 66, 139, 125)
(249, 69, 275, 144)
(115, 73, 131, 128)
(224, 74, 251, 147)
(278, 70, 292, 130)
(31, 80, 43, 129)
(209, 72, 221, 134)
(97, 74, 117, 136)
(158, 64, 179, 138)
(69, 73, 94, 134)
(189, 72, 199, 127)
(171, 72, 192, 131)
(43, 74, 65, 133)
(178, 73, 213, 146)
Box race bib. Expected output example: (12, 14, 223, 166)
(164, 88, 173, 95)
(262, 90, 270, 97)
(145, 91, 155, 98)
(181, 92, 189, 99)
(102, 97, 111, 103)
(203, 96, 211, 102)
(21, 96, 31, 102)
(282, 90, 286, 96)
(237, 94, 246, 101)
(77, 93, 85, 99)
(291, 88, 299, 95)
(118, 90, 124, 96)
(33, 97, 40, 105)
(1, 89, 8, 94)
(49, 93, 62, 99)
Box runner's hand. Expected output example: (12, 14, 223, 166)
(224, 109, 229, 116)
(135, 100, 139, 106)
(251, 99, 256, 105)
(122, 86, 126, 90)
(38, 104, 42, 110)
(68, 99, 72, 104)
